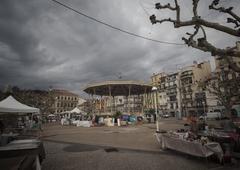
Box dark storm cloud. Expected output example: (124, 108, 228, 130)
(0, 0, 67, 88)
(0, 0, 239, 94)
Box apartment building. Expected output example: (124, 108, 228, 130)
(165, 72, 179, 116)
(207, 42, 240, 110)
(144, 72, 167, 111)
(145, 60, 212, 117)
(144, 72, 178, 116)
(158, 75, 168, 112)
(179, 61, 211, 116)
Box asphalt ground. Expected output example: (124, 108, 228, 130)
(41, 118, 240, 170)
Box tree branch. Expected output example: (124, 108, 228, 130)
(209, 0, 240, 23)
(227, 18, 240, 28)
(225, 56, 240, 72)
(193, 0, 200, 17)
(152, 17, 240, 36)
(155, 2, 176, 10)
(151, 0, 240, 72)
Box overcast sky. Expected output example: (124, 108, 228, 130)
(0, 0, 239, 95)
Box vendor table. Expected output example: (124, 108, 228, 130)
(0, 133, 19, 146)
(0, 139, 45, 170)
(156, 133, 223, 162)
(76, 121, 92, 127)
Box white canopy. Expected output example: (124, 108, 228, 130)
(0, 95, 40, 114)
(48, 114, 55, 117)
(69, 107, 86, 115)
(70, 107, 81, 113)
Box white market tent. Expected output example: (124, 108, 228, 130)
(69, 107, 86, 115)
(69, 107, 81, 113)
(48, 114, 55, 117)
(0, 95, 39, 114)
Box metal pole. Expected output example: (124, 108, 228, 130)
(203, 101, 205, 114)
(142, 87, 146, 115)
(93, 88, 96, 115)
(128, 85, 131, 114)
(152, 87, 159, 132)
(178, 72, 182, 119)
(113, 96, 115, 113)
(91, 94, 94, 114)
(108, 86, 112, 114)
(155, 91, 159, 132)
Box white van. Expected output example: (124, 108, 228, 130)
(206, 112, 222, 120)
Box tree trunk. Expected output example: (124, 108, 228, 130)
(224, 105, 232, 120)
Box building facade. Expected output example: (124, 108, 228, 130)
(145, 61, 212, 117)
(51, 89, 79, 114)
(179, 61, 211, 116)
(85, 95, 144, 116)
(205, 42, 240, 113)
(165, 73, 179, 116)
(104, 95, 144, 115)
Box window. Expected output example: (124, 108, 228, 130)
(170, 96, 176, 101)
(188, 87, 192, 92)
(232, 72, 236, 79)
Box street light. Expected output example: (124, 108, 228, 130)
(202, 101, 205, 114)
(152, 86, 159, 132)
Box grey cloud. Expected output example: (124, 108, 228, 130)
(0, 0, 239, 94)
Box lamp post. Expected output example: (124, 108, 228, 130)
(202, 101, 205, 114)
(152, 86, 159, 132)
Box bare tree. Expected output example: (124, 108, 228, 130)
(206, 71, 240, 118)
(149, 0, 240, 72)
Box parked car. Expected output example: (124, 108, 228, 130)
(199, 112, 222, 120)
(162, 114, 170, 118)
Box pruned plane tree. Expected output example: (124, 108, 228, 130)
(150, 0, 240, 72)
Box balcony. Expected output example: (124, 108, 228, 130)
(165, 85, 177, 90)
(166, 91, 177, 96)
(180, 71, 193, 78)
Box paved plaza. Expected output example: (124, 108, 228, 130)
(41, 118, 239, 170)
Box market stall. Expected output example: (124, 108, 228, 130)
(0, 95, 40, 133)
(0, 139, 45, 169)
(0, 96, 45, 169)
(156, 132, 223, 162)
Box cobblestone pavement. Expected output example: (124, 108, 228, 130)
(41, 118, 240, 170)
